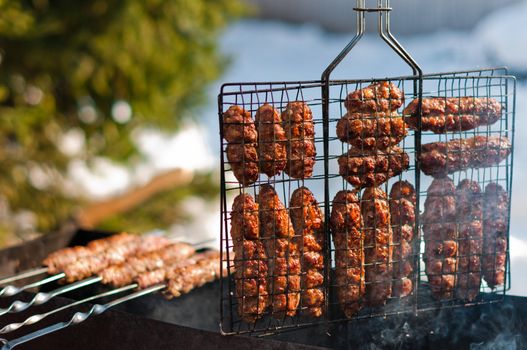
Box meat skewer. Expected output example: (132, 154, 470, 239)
(0, 233, 138, 298)
(419, 135, 511, 178)
(362, 187, 393, 306)
(344, 81, 404, 113)
(389, 181, 416, 298)
(482, 183, 509, 288)
(336, 111, 407, 150)
(455, 180, 483, 301)
(0, 241, 195, 316)
(230, 193, 269, 323)
(258, 184, 300, 318)
(222, 105, 259, 186)
(282, 101, 316, 179)
(330, 190, 364, 318)
(423, 178, 458, 300)
(255, 103, 287, 177)
(338, 145, 409, 189)
(404, 97, 502, 133)
(0, 251, 223, 338)
(290, 187, 325, 317)
(61, 235, 170, 283)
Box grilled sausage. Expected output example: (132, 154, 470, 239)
(258, 185, 300, 318)
(419, 136, 511, 178)
(404, 97, 502, 133)
(389, 181, 416, 298)
(455, 180, 483, 301)
(223, 105, 259, 186)
(331, 190, 364, 318)
(423, 178, 458, 300)
(255, 104, 287, 177)
(282, 101, 316, 179)
(336, 112, 407, 150)
(231, 194, 269, 323)
(361, 187, 393, 306)
(482, 183, 509, 288)
(290, 187, 325, 317)
(338, 146, 409, 189)
(344, 81, 404, 113)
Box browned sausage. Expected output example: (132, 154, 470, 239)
(258, 185, 300, 318)
(482, 183, 509, 288)
(389, 181, 416, 298)
(330, 190, 364, 318)
(255, 104, 287, 177)
(290, 187, 325, 317)
(223, 105, 259, 186)
(231, 194, 269, 322)
(338, 146, 410, 189)
(361, 187, 393, 306)
(404, 97, 502, 133)
(423, 178, 458, 300)
(419, 136, 511, 178)
(336, 112, 407, 150)
(455, 180, 483, 301)
(344, 81, 404, 113)
(282, 101, 316, 179)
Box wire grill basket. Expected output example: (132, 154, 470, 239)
(219, 1, 515, 336)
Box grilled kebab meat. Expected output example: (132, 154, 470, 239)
(404, 97, 502, 133)
(344, 81, 404, 113)
(420, 136, 511, 178)
(256, 104, 287, 177)
(338, 146, 409, 189)
(423, 178, 458, 300)
(482, 183, 509, 288)
(223, 105, 259, 186)
(282, 101, 316, 179)
(330, 190, 364, 318)
(258, 184, 300, 318)
(137, 250, 221, 290)
(62, 236, 170, 283)
(231, 193, 269, 323)
(166, 252, 226, 299)
(455, 180, 483, 301)
(100, 242, 196, 287)
(389, 181, 416, 298)
(290, 187, 325, 317)
(361, 187, 393, 306)
(336, 112, 407, 150)
(43, 232, 135, 275)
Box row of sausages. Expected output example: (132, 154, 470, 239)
(231, 179, 509, 322)
(423, 179, 509, 301)
(222, 102, 316, 186)
(337, 82, 511, 188)
(230, 181, 417, 322)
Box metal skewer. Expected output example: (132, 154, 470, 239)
(0, 273, 65, 298)
(0, 283, 136, 335)
(0, 284, 165, 350)
(0, 276, 102, 316)
(0, 268, 49, 287)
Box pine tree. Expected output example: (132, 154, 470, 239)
(0, 0, 243, 239)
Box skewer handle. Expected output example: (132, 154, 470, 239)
(0, 267, 48, 286)
(0, 284, 165, 349)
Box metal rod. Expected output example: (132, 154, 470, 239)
(0, 284, 165, 350)
(0, 276, 102, 316)
(0, 283, 136, 334)
(0, 268, 48, 286)
(0, 273, 65, 298)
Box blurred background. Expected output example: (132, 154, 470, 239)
(0, 1, 525, 291)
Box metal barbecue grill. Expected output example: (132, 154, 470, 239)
(219, 0, 516, 336)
